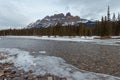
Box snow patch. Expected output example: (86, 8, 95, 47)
(0, 48, 120, 80)
(32, 51, 36, 53)
(39, 51, 46, 54)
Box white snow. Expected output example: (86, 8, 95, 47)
(0, 48, 120, 80)
(111, 36, 120, 39)
(32, 51, 36, 53)
(39, 51, 46, 54)
(3, 36, 120, 46)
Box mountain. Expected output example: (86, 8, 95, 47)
(27, 12, 95, 28)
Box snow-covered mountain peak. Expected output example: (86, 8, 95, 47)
(27, 12, 95, 28)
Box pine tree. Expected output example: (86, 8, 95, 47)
(118, 13, 120, 21)
(112, 13, 116, 21)
(106, 6, 112, 36)
(112, 13, 117, 35)
(107, 6, 111, 21)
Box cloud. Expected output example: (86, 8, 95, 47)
(0, 0, 62, 29)
(0, 0, 120, 29)
(58, 0, 120, 19)
(0, 0, 30, 29)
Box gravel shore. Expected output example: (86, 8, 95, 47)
(0, 53, 66, 80)
(0, 62, 66, 80)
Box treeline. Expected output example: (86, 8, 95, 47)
(0, 24, 95, 36)
(94, 6, 120, 36)
(94, 14, 120, 36)
(0, 7, 120, 37)
(0, 19, 119, 37)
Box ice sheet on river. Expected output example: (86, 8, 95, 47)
(0, 48, 120, 80)
(3, 36, 120, 46)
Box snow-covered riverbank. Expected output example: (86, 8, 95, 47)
(0, 48, 120, 80)
(1, 36, 120, 46)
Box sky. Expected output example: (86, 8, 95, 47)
(0, 0, 120, 30)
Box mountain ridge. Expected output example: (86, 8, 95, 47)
(27, 12, 95, 28)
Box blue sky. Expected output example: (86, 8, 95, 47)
(0, 0, 120, 29)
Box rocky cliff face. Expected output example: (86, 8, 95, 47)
(27, 12, 94, 28)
